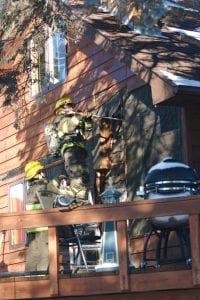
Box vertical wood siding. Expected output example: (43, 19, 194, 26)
(184, 105, 200, 174)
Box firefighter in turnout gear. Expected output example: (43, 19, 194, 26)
(45, 97, 93, 206)
(24, 161, 49, 273)
(47, 174, 84, 210)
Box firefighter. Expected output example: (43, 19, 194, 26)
(24, 160, 49, 273)
(47, 174, 84, 248)
(47, 174, 72, 197)
(47, 174, 83, 209)
(45, 97, 92, 205)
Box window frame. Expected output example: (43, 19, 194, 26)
(9, 179, 26, 249)
(30, 27, 67, 97)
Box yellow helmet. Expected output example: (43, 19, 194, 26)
(54, 97, 74, 115)
(24, 160, 44, 180)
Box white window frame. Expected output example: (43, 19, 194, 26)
(9, 179, 26, 249)
(30, 27, 67, 96)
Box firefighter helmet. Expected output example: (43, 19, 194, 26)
(54, 97, 75, 115)
(24, 160, 44, 180)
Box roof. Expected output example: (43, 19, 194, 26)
(75, 1, 200, 106)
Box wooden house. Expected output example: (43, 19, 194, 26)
(0, 0, 200, 299)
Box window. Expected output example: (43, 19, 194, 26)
(9, 179, 26, 249)
(30, 28, 67, 95)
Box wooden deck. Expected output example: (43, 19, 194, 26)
(0, 196, 200, 299)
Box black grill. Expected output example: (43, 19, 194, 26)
(144, 157, 200, 197)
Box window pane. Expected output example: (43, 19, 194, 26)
(38, 46, 48, 90)
(9, 180, 26, 249)
(52, 32, 66, 83)
(30, 29, 66, 95)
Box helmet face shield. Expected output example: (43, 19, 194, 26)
(25, 161, 44, 180)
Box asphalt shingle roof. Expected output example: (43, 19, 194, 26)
(83, 6, 200, 105)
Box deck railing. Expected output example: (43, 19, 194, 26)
(0, 195, 200, 299)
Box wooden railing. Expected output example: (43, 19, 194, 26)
(0, 195, 200, 299)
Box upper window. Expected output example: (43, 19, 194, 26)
(30, 28, 67, 96)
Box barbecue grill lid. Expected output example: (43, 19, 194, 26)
(144, 157, 199, 185)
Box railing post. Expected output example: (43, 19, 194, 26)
(117, 220, 129, 291)
(48, 226, 59, 296)
(189, 214, 200, 286)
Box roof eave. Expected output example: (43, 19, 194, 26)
(155, 85, 200, 107)
(85, 18, 200, 107)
